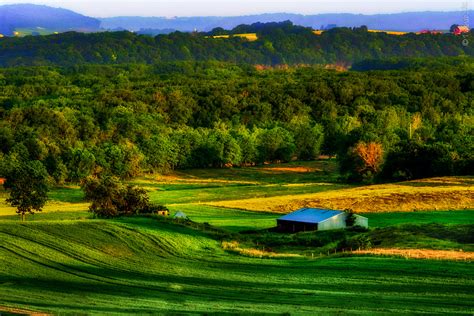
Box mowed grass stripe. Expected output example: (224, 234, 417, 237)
(0, 219, 473, 314)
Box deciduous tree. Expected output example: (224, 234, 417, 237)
(81, 175, 151, 218)
(3, 160, 49, 221)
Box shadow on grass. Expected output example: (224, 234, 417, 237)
(171, 160, 340, 185)
(48, 187, 84, 203)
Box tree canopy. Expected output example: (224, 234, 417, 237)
(0, 59, 472, 184)
(2, 159, 49, 220)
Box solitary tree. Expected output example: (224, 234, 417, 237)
(120, 185, 150, 216)
(352, 141, 384, 179)
(82, 175, 124, 218)
(4, 160, 49, 221)
(339, 141, 384, 182)
(82, 175, 151, 218)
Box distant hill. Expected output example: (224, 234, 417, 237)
(0, 4, 100, 36)
(100, 11, 474, 32)
(1, 5, 472, 36)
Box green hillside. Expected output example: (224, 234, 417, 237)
(1, 160, 473, 314)
(1, 218, 473, 315)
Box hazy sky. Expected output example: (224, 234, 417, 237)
(1, 0, 470, 17)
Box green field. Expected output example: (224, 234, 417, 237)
(0, 161, 473, 314)
(0, 218, 473, 315)
(14, 27, 58, 36)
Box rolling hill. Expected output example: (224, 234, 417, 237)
(0, 4, 100, 36)
(100, 11, 474, 32)
(0, 4, 472, 36)
(0, 217, 473, 314)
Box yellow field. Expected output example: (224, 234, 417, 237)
(0, 187, 88, 216)
(209, 33, 258, 41)
(354, 248, 474, 261)
(0, 201, 89, 216)
(208, 177, 474, 213)
(313, 30, 408, 36)
(368, 29, 408, 36)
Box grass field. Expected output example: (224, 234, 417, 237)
(0, 218, 473, 315)
(209, 177, 474, 213)
(13, 28, 59, 36)
(0, 160, 473, 314)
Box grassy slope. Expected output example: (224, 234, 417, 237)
(0, 160, 473, 313)
(0, 218, 473, 315)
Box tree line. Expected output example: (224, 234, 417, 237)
(0, 61, 472, 185)
(0, 21, 472, 67)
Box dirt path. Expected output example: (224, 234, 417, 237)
(0, 305, 50, 315)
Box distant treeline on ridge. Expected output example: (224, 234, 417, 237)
(0, 22, 472, 67)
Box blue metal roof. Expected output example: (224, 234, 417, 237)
(278, 208, 344, 224)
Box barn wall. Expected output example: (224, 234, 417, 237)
(277, 212, 369, 232)
(318, 213, 347, 231)
(277, 220, 317, 232)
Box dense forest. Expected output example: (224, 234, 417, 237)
(0, 22, 473, 67)
(0, 59, 472, 184)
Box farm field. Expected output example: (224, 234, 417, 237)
(13, 27, 59, 36)
(0, 218, 473, 315)
(0, 11, 473, 314)
(209, 176, 474, 213)
(208, 33, 258, 41)
(0, 160, 473, 314)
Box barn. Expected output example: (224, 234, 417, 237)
(453, 25, 470, 35)
(277, 208, 368, 232)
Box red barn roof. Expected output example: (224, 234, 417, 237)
(453, 26, 470, 35)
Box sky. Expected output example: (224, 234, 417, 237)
(0, 0, 470, 17)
